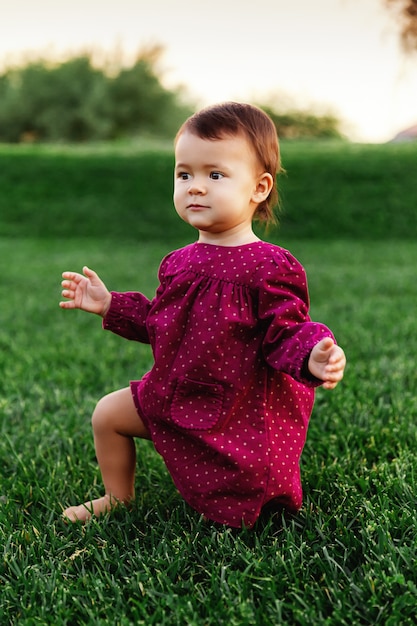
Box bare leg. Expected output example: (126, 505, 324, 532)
(63, 387, 150, 522)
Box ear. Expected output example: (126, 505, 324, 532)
(252, 172, 274, 203)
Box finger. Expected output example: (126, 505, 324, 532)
(322, 381, 338, 390)
(328, 348, 345, 366)
(324, 368, 344, 384)
(325, 372, 343, 384)
(61, 289, 74, 299)
(320, 337, 334, 352)
(62, 271, 84, 283)
(83, 266, 97, 279)
(59, 300, 75, 309)
(83, 266, 103, 286)
(314, 337, 334, 360)
(323, 370, 344, 386)
(325, 359, 344, 373)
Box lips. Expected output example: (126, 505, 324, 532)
(187, 204, 209, 211)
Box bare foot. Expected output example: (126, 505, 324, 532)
(62, 494, 117, 523)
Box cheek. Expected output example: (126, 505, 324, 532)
(173, 185, 182, 207)
(173, 190, 187, 220)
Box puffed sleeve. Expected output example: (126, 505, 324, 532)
(258, 249, 334, 386)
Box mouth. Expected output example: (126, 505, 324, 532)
(187, 204, 209, 211)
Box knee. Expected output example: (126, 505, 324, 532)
(91, 394, 115, 434)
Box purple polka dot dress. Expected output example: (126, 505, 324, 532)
(103, 241, 334, 528)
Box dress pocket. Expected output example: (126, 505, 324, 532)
(171, 377, 225, 430)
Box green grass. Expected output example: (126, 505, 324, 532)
(1, 140, 416, 241)
(1, 235, 417, 625)
(1, 141, 417, 623)
(278, 141, 417, 239)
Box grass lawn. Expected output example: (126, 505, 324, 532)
(1, 236, 416, 625)
(1, 140, 416, 241)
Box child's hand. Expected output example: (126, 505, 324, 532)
(308, 337, 346, 390)
(59, 266, 112, 317)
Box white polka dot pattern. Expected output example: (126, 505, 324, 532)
(103, 241, 334, 528)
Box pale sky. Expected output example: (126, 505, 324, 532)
(1, 0, 416, 142)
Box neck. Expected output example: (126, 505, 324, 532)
(197, 225, 260, 247)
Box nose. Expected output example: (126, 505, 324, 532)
(188, 177, 206, 195)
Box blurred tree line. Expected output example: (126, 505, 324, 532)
(0, 46, 344, 143)
(0, 47, 193, 142)
(261, 106, 342, 140)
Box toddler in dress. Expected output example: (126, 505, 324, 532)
(60, 102, 345, 528)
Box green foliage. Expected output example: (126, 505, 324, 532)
(106, 59, 186, 139)
(0, 49, 346, 144)
(0, 140, 416, 240)
(1, 237, 417, 625)
(263, 105, 343, 139)
(0, 50, 192, 143)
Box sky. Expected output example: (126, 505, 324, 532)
(1, 0, 416, 142)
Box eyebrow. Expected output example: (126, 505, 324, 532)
(175, 162, 227, 170)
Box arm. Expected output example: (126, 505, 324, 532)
(259, 250, 337, 385)
(102, 250, 175, 343)
(60, 266, 152, 343)
(102, 291, 152, 343)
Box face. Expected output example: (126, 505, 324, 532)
(173, 130, 272, 244)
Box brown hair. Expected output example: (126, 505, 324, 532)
(176, 102, 281, 225)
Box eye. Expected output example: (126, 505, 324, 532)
(177, 172, 190, 180)
(210, 171, 224, 180)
